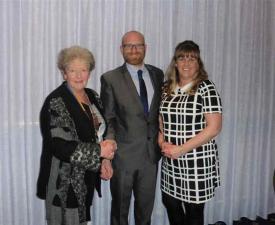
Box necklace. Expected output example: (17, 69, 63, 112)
(75, 91, 91, 110)
(75, 92, 101, 131)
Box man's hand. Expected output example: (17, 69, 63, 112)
(100, 139, 117, 160)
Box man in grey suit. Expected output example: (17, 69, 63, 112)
(100, 31, 164, 225)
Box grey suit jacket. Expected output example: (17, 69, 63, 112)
(100, 64, 164, 169)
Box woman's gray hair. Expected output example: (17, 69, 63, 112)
(57, 45, 95, 72)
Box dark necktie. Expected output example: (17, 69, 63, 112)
(137, 70, 149, 116)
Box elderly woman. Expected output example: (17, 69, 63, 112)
(36, 46, 116, 225)
(158, 40, 222, 225)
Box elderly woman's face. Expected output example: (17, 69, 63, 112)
(63, 58, 90, 93)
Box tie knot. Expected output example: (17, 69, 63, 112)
(137, 70, 143, 79)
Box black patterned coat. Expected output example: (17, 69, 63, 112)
(36, 82, 104, 223)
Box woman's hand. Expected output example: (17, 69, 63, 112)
(160, 113, 222, 160)
(100, 159, 113, 180)
(161, 142, 185, 159)
(100, 139, 117, 160)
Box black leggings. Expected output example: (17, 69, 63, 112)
(162, 192, 205, 225)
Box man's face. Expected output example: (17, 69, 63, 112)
(120, 32, 146, 66)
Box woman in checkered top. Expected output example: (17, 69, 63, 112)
(158, 40, 222, 225)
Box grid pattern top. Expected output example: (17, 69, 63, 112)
(159, 79, 222, 203)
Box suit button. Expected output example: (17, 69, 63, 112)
(147, 137, 151, 140)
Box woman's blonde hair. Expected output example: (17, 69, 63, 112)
(57, 45, 95, 73)
(164, 40, 208, 96)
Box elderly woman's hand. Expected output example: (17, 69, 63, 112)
(100, 159, 113, 180)
(100, 139, 117, 160)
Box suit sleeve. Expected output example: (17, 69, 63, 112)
(100, 75, 116, 140)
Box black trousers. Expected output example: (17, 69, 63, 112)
(162, 192, 205, 225)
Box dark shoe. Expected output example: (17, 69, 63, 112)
(214, 221, 226, 225)
(256, 215, 275, 225)
(256, 216, 267, 225)
(268, 214, 275, 222)
(240, 217, 257, 225)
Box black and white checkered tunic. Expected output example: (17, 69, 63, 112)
(160, 79, 222, 204)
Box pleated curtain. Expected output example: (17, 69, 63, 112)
(0, 1, 274, 225)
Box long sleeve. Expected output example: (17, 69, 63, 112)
(100, 75, 116, 140)
(42, 96, 101, 171)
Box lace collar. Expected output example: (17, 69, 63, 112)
(175, 82, 194, 94)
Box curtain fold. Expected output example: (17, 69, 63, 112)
(0, 1, 274, 225)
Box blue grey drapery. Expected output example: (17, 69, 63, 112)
(0, 1, 274, 225)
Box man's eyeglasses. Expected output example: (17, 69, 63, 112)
(122, 44, 145, 51)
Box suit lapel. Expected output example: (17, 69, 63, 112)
(120, 64, 161, 119)
(145, 65, 159, 114)
(120, 65, 145, 113)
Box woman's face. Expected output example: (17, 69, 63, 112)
(63, 58, 90, 93)
(175, 52, 199, 85)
